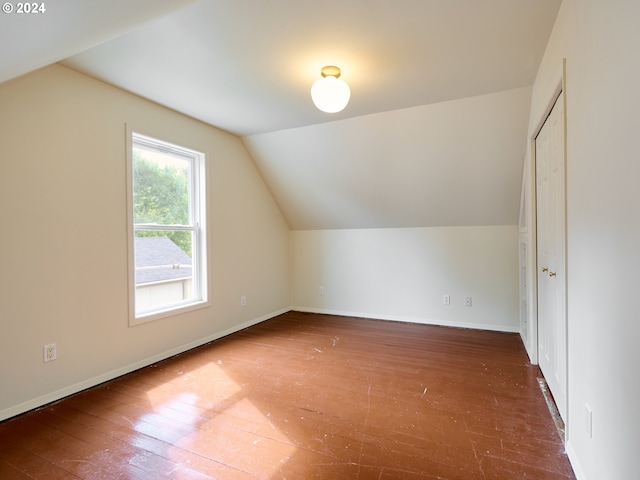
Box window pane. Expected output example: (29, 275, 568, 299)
(134, 230, 195, 314)
(132, 146, 191, 226)
(129, 131, 206, 323)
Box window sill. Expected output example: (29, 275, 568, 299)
(129, 300, 211, 327)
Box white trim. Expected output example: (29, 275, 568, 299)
(528, 58, 570, 427)
(132, 298, 212, 325)
(518, 237, 529, 344)
(519, 155, 528, 233)
(126, 125, 209, 326)
(0, 307, 291, 422)
(291, 307, 520, 333)
(565, 441, 587, 480)
(125, 124, 136, 323)
(530, 60, 566, 139)
(524, 58, 567, 365)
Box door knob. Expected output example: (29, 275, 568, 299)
(549, 271, 557, 277)
(541, 267, 548, 272)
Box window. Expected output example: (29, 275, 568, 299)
(127, 131, 208, 324)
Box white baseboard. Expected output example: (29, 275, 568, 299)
(520, 329, 539, 365)
(0, 307, 291, 422)
(565, 440, 587, 480)
(291, 307, 520, 333)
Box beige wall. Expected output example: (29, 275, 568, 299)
(291, 226, 519, 332)
(0, 64, 291, 420)
(525, 1, 640, 478)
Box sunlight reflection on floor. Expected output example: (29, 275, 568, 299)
(144, 361, 296, 478)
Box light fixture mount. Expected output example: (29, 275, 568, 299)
(320, 65, 342, 79)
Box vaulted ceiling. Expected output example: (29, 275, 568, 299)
(0, 0, 562, 230)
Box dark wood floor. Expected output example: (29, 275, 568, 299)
(0, 312, 575, 479)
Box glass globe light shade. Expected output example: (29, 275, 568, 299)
(311, 75, 351, 113)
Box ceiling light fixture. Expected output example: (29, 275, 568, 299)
(311, 66, 351, 113)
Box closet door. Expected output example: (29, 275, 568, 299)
(536, 92, 567, 421)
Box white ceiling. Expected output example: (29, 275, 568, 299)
(59, 0, 561, 136)
(0, 0, 196, 85)
(0, 0, 562, 230)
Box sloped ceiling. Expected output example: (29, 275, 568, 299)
(244, 87, 532, 230)
(0, 0, 196, 84)
(0, 0, 562, 230)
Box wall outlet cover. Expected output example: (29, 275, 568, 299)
(43, 343, 57, 362)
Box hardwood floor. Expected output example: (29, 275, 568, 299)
(0, 312, 576, 479)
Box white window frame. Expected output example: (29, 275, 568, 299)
(126, 127, 209, 325)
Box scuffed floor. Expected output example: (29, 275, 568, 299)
(0, 312, 576, 479)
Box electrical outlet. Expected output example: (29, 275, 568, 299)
(240, 295, 247, 307)
(43, 343, 57, 362)
(464, 296, 472, 307)
(442, 294, 450, 305)
(319, 286, 325, 295)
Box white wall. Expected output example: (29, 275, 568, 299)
(524, 1, 640, 478)
(0, 64, 290, 420)
(292, 226, 519, 332)
(244, 87, 531, 230)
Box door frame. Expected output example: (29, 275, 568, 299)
(524, 58, 567, 369)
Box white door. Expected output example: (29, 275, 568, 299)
(536, 92, 567, 421)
